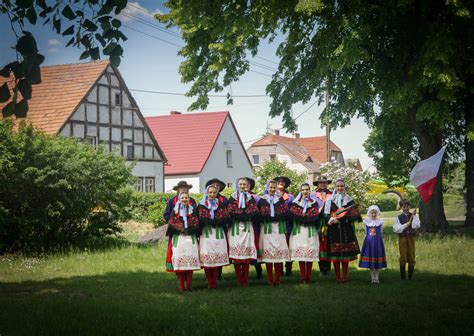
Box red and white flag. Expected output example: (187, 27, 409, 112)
(409, 146, 446, 204)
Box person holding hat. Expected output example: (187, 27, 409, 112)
(393, 199, 420, 280)
(289, 183, 320, 283)
(274, 176, 295, 276)
(227, 177, 259, 286)
(198, 185, 230, 289)
(257, 180, 290, 286)
(245, 177, 263, 279)
(165, 191, 201, 293)
(312, 175, 333, 277)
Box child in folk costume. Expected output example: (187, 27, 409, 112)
(198, 185, 230, 289)
(257, 180, 290, 286)
(312, 176, 333, 277)
(289, 183, 320, 283)
(166, 192, 201, 293)
(246, 177, 263, 279)
(227, 177, 259, 286)
(323, 179, 361, 283)
(359, 205, 387, 283)
(274, 176, 295, 276)
(393, 199, 420, 280)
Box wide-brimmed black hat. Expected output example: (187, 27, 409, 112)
(274, 176, 291, 187)
(173, 180, 193, 191)
(312, 175, 332, 186)
(245, 177, 256, 191)
(205, 178, 226, 191)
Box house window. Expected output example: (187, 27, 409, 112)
(226, 182, 233, 188)
(126, 145, 134, 159)
(84, 136, 97, 148)
(226, 150, 232, 167)
(270, 154, 276, 161)
(252, 154, 259, 165)
(115, 92, 121, 106)
(145, 177, 155, 193)
(135, 177, 144, 192)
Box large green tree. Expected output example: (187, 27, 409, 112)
(158, 0, 474, 231)
(0, 0, 128, 118)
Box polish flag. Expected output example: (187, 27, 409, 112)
(409, 146, 446, 204)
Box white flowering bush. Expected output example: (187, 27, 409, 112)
(320, 162, 378, 212)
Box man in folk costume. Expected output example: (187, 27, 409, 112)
(227, 177, 259, 286)
(393, 199, 420, 280)
(245, 177, 263, 279)
(198, 185, 230, 289)
(257, 180, 290, 286)
(312, 175, 333, 277)
(274, 176, 295, 276)
(289, 183, 320, 283)
(323, 179, 361, 283)
(205, 178, 228, 280)
(166, 191, 200, 293)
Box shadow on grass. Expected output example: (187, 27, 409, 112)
(0, 267, 473, 335)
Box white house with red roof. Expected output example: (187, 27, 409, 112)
(146, 111, 253, 193)
(246, 130, 345, 182)
(0, 61, 167, 192)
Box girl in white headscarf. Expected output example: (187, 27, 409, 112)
(289, 183, 320, 283)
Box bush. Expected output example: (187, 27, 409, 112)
(0, 120, 134, 252)
(375, 194, 398, 212)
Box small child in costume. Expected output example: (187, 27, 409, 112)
(358, 205, 387, 283)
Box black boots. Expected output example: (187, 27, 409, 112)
(400, 265, 406, 280)
(255, 263, 263, 279)
(408, 266, 414, 280)
(285, 261, 293, 276)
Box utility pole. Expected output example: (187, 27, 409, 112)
(325, 88, 331, 163)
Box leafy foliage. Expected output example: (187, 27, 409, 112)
(252, 159, 307, 196)
(0, 119, 134, 252)
(0, 0, 128, 117)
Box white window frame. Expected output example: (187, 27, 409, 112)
(135, 177, 144, 192)
(115, 92, 122, 106)
(252, 154, 259, 165)
(84, 136, 98, 148)
(226, 149, 232, 167)
(144, 177, 155, 193)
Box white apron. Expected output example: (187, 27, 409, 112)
(289, 223, 320, 262)
(259, 220, 290, 263)
(171, 233, 201, 271)
(199, 225, 229, 267)
(227, 221, 257, 261)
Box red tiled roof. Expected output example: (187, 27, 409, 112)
(146, 111, 234, 175)
(0, 61, 109, 134)
(251, 134, 342, 164)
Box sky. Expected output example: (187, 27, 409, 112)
(0, 1, 374, 170)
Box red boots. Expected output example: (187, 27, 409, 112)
(334, 262, 349, 283)
(266, 263, 283, 286)
(235, 263, 250, 286)
(177, 271, 193, 293)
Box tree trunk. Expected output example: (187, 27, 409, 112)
(465, 108, 474, 226)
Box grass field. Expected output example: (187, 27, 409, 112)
(1, 213, 473, 335)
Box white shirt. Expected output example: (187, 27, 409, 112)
(393, 213, 420, 233)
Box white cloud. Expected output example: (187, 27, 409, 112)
(117, 1, 163, 22)
(48, 39, 62, 46)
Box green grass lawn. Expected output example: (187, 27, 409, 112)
(1, 216, 473, 335)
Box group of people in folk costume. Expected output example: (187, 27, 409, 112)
(164, 176, 420, 292)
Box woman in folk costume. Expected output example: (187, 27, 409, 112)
(359, 205, 387, 284)
(257, 180, 290, 286)
(198, 185, 230, 289)
(289, 183, 320, 283)
(323, 179, 361, 283)
(227, 177, 259, 286)
(274, 176, 295, 276)
(245, 177, 263, 279)
(166, 191, 201, 293)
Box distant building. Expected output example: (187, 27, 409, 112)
(0, 61, 167, 192)
(345, 158, 363, 171)
(146, 111, 253, 193)
(247, 130, 345, 182)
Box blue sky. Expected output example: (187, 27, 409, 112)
(0, 1, 373, 169)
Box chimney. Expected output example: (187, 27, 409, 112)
(170, 111, 182, 115)
(294, 132, 300, 139)
(274, 129, 280, 136)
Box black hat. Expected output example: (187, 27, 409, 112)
(173, 180, 193, 191)
(312, 175, 332, 186)
(245, 177, 256, 191)
(205, 178, 226, 191)
(274, 176, 291, 188)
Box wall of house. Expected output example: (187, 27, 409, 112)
(199, 117, 253, 193)
(58, 65, 164, 192)
(246, 145, 309, 175)
(165, 175, 200, 193)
